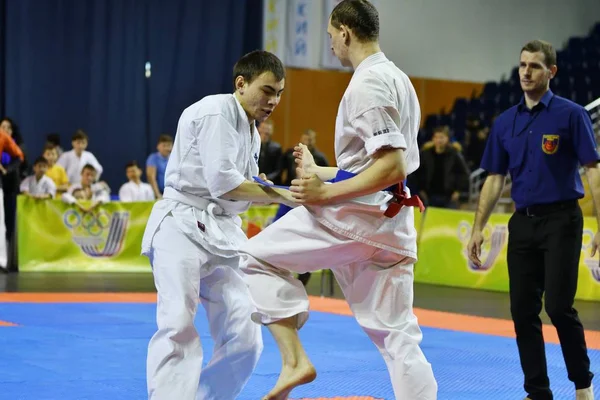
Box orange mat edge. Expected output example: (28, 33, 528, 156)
(1, 292, 599, 349)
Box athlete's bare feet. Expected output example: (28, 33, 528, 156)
(262, 360, 317, 400)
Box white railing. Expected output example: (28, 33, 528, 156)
(585, 97, 600, 143)
(468, 96, 600, 205)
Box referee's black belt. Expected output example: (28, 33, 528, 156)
(516, 199, 578, 217)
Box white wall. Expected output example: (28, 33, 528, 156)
(378, 0, 600, 82)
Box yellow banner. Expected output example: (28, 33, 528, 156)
(17, 196, 278, 272)
(17, 195, 600, 301)
(414, 207, 600, 301)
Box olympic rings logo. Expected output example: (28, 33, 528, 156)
(456, 220, 507, 272)
(63, 209, 112, 237)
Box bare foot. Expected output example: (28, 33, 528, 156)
(262, 361, 317, 400)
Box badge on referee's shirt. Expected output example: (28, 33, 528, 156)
(542, 134, 559, 155)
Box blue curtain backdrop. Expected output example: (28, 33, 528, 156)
(0, 0, 263, 190)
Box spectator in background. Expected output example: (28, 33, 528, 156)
(19, 157, 56, 199)
(119, 161, 155, 202)
(57, 129, 103, 184)
(46, 133, 64, 157)
(281, 129, 329, 186)
(465, 125, 490, 171)
(0, 123, 23, 272)
(43, 143, 69, 197)
(257, 119, 282, 184)
(146, 134, 173, 200)
(62, 164, 110, 212)
(464, 114, 481, 146)
(410, 126, 470, 208)
(0, 117, 27, 273)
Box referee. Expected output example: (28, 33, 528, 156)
(468, 40, 597, 400)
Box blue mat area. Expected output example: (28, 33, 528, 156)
(0, 303, 599, 400)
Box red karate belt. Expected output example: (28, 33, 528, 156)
(383, 182, 425, 218)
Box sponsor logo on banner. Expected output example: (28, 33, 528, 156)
(63, 209, 130, 257)
(241, 205, 279, 239)
(581, 228, 600, 283)
(457, 221, 508, 272)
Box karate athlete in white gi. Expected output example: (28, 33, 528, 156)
(141, 50, 295, 400)
(240, 1, 438, 399)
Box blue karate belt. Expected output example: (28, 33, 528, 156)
(328, 169, 425, 218)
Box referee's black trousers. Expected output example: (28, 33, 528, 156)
(507, 201, 593, 399)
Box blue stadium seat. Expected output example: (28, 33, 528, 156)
(426, 26, 600, 148)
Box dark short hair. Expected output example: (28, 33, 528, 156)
(232, 50, 285, 90)
(125, 160, 140, 170)
(43, 143, 57, 152)
(330, 0, 379, 42)
(433, 126, 451, 137)
(72, 129, 88, 142)
(82, 163, 96, 173)
(157, 134, 173, 144)
(33, 156, 49, 166)
(521, 40, 557, 68)
(46, 133, 60, 146)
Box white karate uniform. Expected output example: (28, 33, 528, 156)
(141, 94, 262, 400)
(241, 52, 437, 399)
(57, 149, 104, 184)
(19, 175, 57, 198)
(118, 181, 155, 202)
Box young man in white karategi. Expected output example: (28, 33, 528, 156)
(240, 1, 438, 399)
(19, 156, 57, 199)
(118, 161, 155, 202)
(57, 129, 103, 184)
(141, 50, 295, 400)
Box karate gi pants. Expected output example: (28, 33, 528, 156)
(240, 206, 438, 400)
(145, 214, 262, 400)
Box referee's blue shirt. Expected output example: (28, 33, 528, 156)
(480, 89, 599, 210)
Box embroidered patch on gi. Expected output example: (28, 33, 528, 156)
(254, 153, 259, 163)
(197, 221, 206, 232)
(542, 134, 559, 154)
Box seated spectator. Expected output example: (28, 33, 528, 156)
(281, 129, 329, 186)
(19, 157, 56, 199)
(57, 129, 103, 184)
(43, 143, 69, 195)
(146, 134, 173, 199)
(409, 126, 470, 209)
(62, 164, 110, 212)
(257, 119, 282, 185)
(119, 161, 155, 202)
(465, 126, 490, 171)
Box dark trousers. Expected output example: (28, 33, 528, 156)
(507, 203, 593, 399)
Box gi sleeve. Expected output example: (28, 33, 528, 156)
(46, 179, 57, 198)
(348, 76, 406, 157)
(19, 176, 30, 193)
(199, 115, 247, 198)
